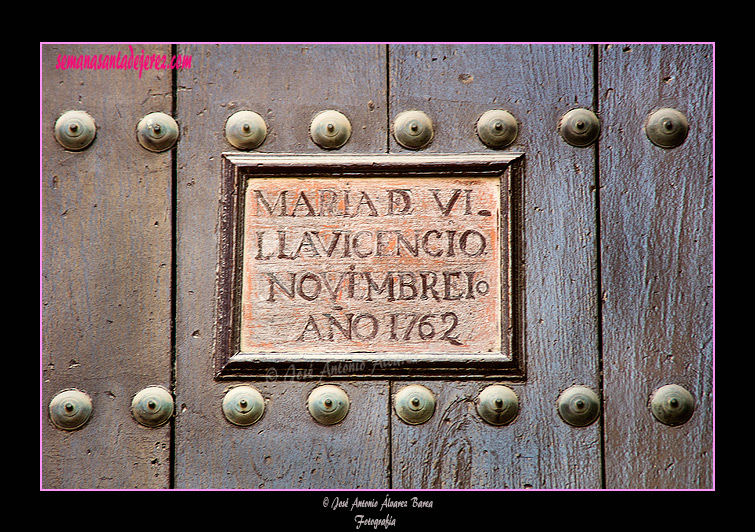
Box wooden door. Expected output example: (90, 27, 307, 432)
(42, 44, 174, 489)
(41, 43, 714, 491)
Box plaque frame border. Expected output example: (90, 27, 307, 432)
(214, 153, 525, 380)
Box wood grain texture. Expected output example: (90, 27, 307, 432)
(388, 44, 603, 488)
(41, 44, 173, 488)
(599, 44, 714, 488)
(173, 44, 391, 488)
(175, 381, 390, 488)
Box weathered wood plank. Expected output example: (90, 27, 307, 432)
(173, 44, 391, 488)
(388, 44, 602, 489)
(599, 43, 714, 489)
(41, 43, 173, 488)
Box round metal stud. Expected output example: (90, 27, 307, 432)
(476, 109, 518, 149)
(222, 385, 265, 426)
(650, 384, 695, 426)
(49, 389, 92, 431)
(54, 110, 96, 151)
(476, 385, 519, 426)
(307, 385, 350, 425)
(557, 385, 600, 427)
(131, 385, 174, 428)
(558, 108, 601, 147)
(393, 110, 434, 150)
(310, 110, 351, 150)
(225, 110, 267, 150)
(645, 108, 689, 149)
(394, 385, 435, 425)
(136, 112, 178, 152)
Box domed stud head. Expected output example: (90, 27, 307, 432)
(558, 108, 601, 147)
(557, 385, 601, 427)
(136, 112, 178, 152)
(393, 110, 434, 150)
(645, 108, 689, 149)
(310, 110, 351, 150)
(225, 110, 267, 150)
(476, 110, 518, 149)
(650, 384, 695, 426)
(54, 110, 96, 151)
(222, 385, 266, 426)
(394, 385, 436, 425)
(476, 385, 519, 426)
(307, 385, 350, 425)
(131, 385, 174, 428)
(49, 389, 93, 431)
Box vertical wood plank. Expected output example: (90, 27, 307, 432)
(173, 44, 391, 488)
(41, 44, 173, 488)
(599, 44, 714, 489)
(388, 44, 602, 488)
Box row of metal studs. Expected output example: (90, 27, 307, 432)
(53, 107, 689, 152)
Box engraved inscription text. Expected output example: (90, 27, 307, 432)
(239, 176, 505, 356)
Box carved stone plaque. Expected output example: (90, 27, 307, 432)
(215, 154, 524, 379)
